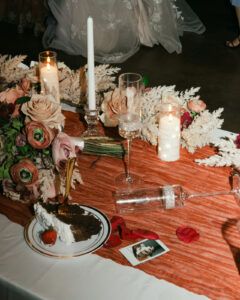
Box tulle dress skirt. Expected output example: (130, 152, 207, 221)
(43, 0, 206, 63)
(230, 0, 240, 7)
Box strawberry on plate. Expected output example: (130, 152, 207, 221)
(41, 229, 57, 246)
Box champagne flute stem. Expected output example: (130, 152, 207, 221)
(126, 138, 132, 183)
(187, 190, 236, 199)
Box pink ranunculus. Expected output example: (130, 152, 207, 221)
(187, 99, 206, 113)
(52, 132, 76, 172)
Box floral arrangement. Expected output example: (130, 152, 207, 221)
(0, 55, 125, 203)
(0, 90, 83, 202)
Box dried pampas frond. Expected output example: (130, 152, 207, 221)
(182, 108, 224, 153)
(195, 134, 240, 172)
(0, 55, 28, 83)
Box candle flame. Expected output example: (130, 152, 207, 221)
(168, 113, 173, 121)
(46, 57, 51, 70)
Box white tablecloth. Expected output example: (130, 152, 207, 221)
(0, 214, 209, 300)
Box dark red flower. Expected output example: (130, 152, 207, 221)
(181, 112, 193, 130)
(235, 134, 240, 149)
(0, 102, 15, 120)
(176, 226, 200, 243)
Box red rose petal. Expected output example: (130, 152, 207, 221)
(132, 229, 159, 240)
(110, 216, 126, 232)
(176, 226, 200, 243)
(104, 234, 122, 248)
(119, 227, 139, 240)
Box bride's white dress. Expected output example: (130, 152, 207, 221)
(43, 0, 205, 63)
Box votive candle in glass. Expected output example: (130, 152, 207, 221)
(39, 50, 60, 103)
(158, 102, 180, 161)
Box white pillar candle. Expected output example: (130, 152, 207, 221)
(158, 105, 180, 162)
(40, 62, 60, 103)
(87, 17, 96, 111)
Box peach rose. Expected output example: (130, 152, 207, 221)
(100, 88, 121, 127)
(187, 99, 206, 113)
(0, 86, 25, 104)
(10, 159, 38, 186)
(52, 132, 76, 172)
(25, 121, 55, 149)
(21, 94, 65, 129)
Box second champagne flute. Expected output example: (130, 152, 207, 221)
(115, 73, 143, 188)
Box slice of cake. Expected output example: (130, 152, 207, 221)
(34, 202, 102, 245)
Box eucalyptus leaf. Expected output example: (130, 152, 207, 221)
(15, 96, 31, 105)
(5, 129, 17, 136)
(12, 118, 23, 131)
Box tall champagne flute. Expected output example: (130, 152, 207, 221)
(115, 73, 143, 188)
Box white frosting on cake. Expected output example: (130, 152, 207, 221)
(34, 202, 75, 245)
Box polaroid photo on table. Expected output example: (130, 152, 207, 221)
(119, 239, 169, 266)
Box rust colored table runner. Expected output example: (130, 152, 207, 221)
(1, 110, 240, 300)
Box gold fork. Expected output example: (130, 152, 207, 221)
(58, 157, 76, 215)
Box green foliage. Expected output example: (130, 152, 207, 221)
(142, 76, 149, 87)
(15, 96, 31, 105)
(190, 111, 198, 119)
(0, 115, 51, 180)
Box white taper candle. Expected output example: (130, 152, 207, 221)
(87, 17, 96, 110)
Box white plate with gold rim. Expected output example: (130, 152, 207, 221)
(24, 205, 111, 258)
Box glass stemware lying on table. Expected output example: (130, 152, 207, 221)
(115, 73, 143, 188)
(113, 172, 240, 214)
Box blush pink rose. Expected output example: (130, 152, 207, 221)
(19, 78, 31, 93)
(0, 85, 25, 104)
(52, 132, 76, 172)
(187, 99, 206, 112)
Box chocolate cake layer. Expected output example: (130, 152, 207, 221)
(41, 203, 102, 242)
